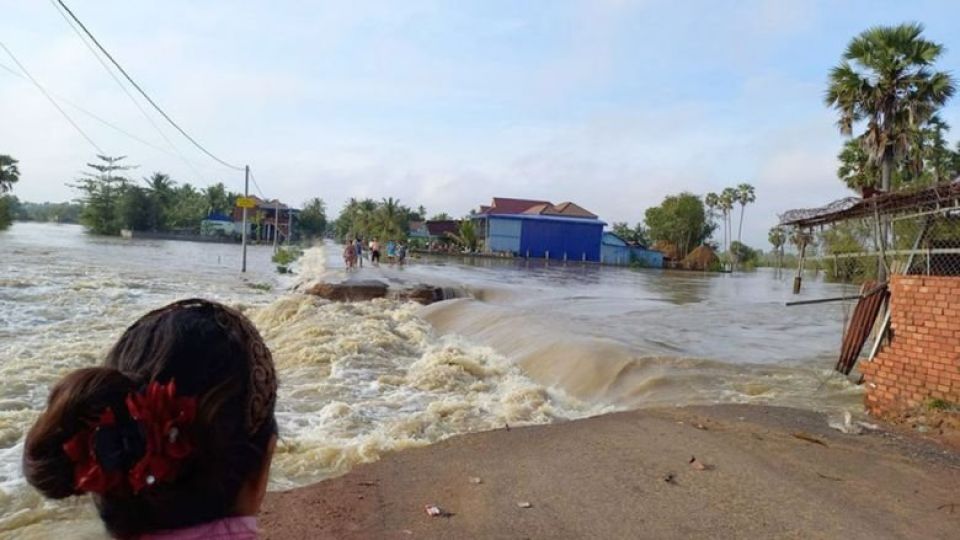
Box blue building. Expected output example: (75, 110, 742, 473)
(601, 232, 664, 267)
(475, 197, 605, 262)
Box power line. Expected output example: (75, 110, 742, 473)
(0, 41, 104, 154)
(248, 169, 267, 199)
(0, 61, 173, 156)
(48, 0, 210, 183)
(54, 0, 244, 171)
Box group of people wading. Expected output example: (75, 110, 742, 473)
(343, 237, 407, 270)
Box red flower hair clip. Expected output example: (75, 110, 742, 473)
(62, 379, 197, 495)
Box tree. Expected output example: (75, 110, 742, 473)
(768, 226, 786, 270)
(0, 155, 20, 194)
(719, 187, 737, 254)
(729, 241, 760, 267)
(202, 182, 232, 216)
(837, 136, 883, 191)
(644, 192, 714, 258)
(611, 221, 649, 245)
(299, 197, 327, 238)
(735, 183, 755, 244)
(71, 155, 135, 235)
(118, 186, 152, 231)
(446, 220, 479, 252)
(145, 172, 176, 231)
(826, 23, 956, 192)
(429, 212, 452, 221)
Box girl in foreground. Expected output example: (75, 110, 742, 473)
(23, 299, 278, 539)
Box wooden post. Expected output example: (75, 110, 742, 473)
(793, 239, 806, 294)
(241, 165, 249, 273)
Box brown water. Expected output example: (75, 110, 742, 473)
(0, 223, 861, 538)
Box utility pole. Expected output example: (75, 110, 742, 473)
(273, 199, 280, 253)
(286, 207, 292, 245)
(241, 165, 249, 273)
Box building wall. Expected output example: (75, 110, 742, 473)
(859, 275, 960, 417)
(488, 217, 522, 253)
(519, 218, 603, 261)
(601, 244, 664, 267)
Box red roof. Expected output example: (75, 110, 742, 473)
(480, 197, 598, 219)
(426, 220, 459, 237)
(483, 197, 552, 215)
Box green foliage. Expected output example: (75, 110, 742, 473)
(826, 23, 957, 191)
(298, 198, 327, 238)
(272, 246, 303, 267)
(611, 221, 649, 245)
(71, 155, 135, 235)
(118, 186, 152, 231)
(768, 226, 786, 250)
(429, 212, 452, 221)
(0, 195, 15, 230)
(446, 220, 479, 252)
(729, 241, 760, 268)
(334, 197, 418, 242)
(928, 398, 957, 411)
(644, 192, 714, 258)
(0, 155, 20, 194)
(16, 200, 83, 223)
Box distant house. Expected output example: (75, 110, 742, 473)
(472, 197, 605, 261)
(601, 232, 664, 267)
(408, 220, 429, 239)
(425, 219, 460, 240)
(200, 212, 237, 237)
(230, 196, 300, 242)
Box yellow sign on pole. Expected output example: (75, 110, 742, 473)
(236, 196, 256, 209)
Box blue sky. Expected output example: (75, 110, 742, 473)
(2, 0, 960, 247)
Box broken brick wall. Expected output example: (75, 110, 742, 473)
(860, 275, 960, 417)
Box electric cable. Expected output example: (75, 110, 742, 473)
(47, 0, 210, 182)
(54, 0, 244, 171)
(0, 41, 104, 154)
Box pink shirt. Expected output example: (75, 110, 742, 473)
(140, 517, 259, 540)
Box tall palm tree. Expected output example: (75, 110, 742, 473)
(0, 155, 20, 193)
(719, 187, 737, 254)
(825, 23, 955, 192)
(768, 226, 786, 270)
(735, 183, 755, 244)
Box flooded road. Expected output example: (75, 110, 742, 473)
(0, 222, 861, 538)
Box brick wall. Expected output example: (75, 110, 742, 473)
(860, 275, 960, 417)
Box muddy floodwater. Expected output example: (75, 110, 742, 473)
(0, 222, 862, 538)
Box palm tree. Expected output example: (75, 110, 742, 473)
(837, 136, 881, 191)
(719, 187, 737, 254)
(0, 155, 20, 193)
(768, 226, 786, 272)
(825, 23, 956, 192)
(735, 183, 755, 244)
(145, 172, 175, 231)
(446, 220, 479, 252)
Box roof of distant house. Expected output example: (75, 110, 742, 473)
(479, 197, 598, 219)
(482, 197, 551, 215)
(426, 220, 459, 237)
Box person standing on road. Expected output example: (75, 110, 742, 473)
(354, 238, 363, 268)
(369, 239, 381, 266)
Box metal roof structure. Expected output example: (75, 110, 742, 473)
(779, 179, 960, 228)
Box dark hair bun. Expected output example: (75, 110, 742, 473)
(23, 368, 135, 499)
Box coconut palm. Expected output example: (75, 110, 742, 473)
(0, 155, 20, 193)
(735, 183, 755, 244)
(825, 23, 956, 192)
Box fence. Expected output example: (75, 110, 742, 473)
(780, 182, 960, 284)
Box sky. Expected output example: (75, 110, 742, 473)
(2, 0, 960, 247)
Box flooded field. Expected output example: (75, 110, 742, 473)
(0, 222, 861, 538)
